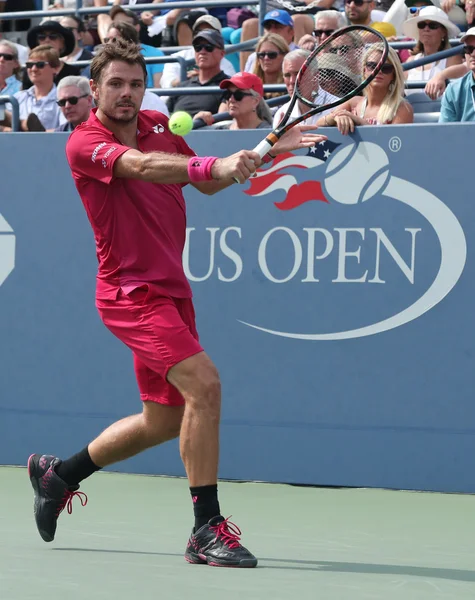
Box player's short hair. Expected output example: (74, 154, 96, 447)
(29, 44, 61, 68)
(90, 39, 147, 84)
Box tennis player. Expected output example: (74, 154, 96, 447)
(27, 40, 326, 568)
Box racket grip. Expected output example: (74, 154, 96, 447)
(253, 139, 274, 159)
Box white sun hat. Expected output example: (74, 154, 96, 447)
(402, 6, 460, 40)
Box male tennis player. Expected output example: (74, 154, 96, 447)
(27, 40, 326, 568)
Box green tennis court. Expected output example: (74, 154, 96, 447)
(2, 466, 474, 599)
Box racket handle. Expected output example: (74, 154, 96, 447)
(253, 138, 274, 159)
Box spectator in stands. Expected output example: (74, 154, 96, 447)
(273, 49, 339, 126)
(59, 16, 94, 67)
(161, 15, 236, 89)
(0, 40, 21, 96)
(253, 33, 290, 99)
(167, 29, 229, 117)
(298, 11, 347, 51)
(403, 7, 465, 98)
(24, 20, 81, 89)
(345, 0, 375, 26)
(3, 45, 62, 131)
(53, 75, 92, 132)
(195, 72, 273, 129)
(439, 27, 475, 121)
(244, 11, 297, 74)
(105, 21, 164, 88)
(240, 8, 315, 72)
(317, 46, 413, 131)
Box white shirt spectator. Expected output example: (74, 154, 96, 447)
(161, 48, 236, 89)
(15, 85, 61, 130)
(141, 89, 170, 116)
(405, 55, 447, 95)
(245, 42, 299, 74)
(273, 88, 340, 127)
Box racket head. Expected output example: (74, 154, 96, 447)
(275, 25, 389, 135)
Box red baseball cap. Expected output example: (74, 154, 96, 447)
(219, 72, 264, 97)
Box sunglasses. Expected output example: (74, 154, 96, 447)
(26, 61, 50, 69)
(56, 94, 89, 107)
(313, 29, 335, 37)
(0, 52, 14, 61)
(464, 44, 475, 55)
(417, 21, 442, 30)
(104, 36, 118, 44)
(193, 43, 216, 52)
(328, 44, 353, 54)
(37, 32, 62, 42)
(223, 89, 253, 101)
(345, 0, 371, 6)
(257, 51, 280, 59)
(365, 61, 394, 74)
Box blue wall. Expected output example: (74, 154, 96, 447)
(1, 125, 474, 493)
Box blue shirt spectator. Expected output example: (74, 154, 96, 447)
(140, 43, 165, 89)
(15, 85, 61, 130)
(439, 29, 475, 123)
(1, 75, 21, 96)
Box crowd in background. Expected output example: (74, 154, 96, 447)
(0, 0, 474, 132)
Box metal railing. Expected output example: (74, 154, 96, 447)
(0, 96, 20, 132)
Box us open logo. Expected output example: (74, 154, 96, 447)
(0, 212, 15, 288)
(242, 141, 467, 340)
(185, 141, 467, 341)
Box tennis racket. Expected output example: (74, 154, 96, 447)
(253, 25, 389, 159)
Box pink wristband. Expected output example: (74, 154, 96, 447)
(187, 156, 218, 182)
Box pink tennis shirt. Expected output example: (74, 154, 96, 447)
(66, 109, 195, 300)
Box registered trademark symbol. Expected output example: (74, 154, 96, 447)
(389, 137, 402, 152)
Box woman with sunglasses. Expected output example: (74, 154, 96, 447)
(194, 72, 273, 130)
(316, 46, 413, 133)
(402, 7, 465, 99)
(0, 40, 21, 97)
(253, 33, 290, 99)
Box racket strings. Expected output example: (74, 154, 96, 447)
(296, 30, 387, 105)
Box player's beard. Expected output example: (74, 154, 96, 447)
(97, 97, 140, 124)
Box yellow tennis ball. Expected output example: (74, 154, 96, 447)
(168, 111, 193, 136)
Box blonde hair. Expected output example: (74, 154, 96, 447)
(253, 33, 289, 98)
(363, 46, 405, 124)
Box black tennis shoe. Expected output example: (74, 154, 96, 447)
(27, 454, 87, 542)
(185, 516, 258, 567)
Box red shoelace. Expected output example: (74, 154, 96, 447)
(210, 517, 242, 549)
(56, 489, 88, 517)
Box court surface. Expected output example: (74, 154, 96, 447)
(1, 466, 474, 600)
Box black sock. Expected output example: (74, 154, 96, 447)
(190, 484, 221, 531)
(55, 447, 101, 486)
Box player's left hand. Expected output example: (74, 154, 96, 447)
(272, 125, 327, 155)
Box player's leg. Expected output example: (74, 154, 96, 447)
(165, 299, 257, 567)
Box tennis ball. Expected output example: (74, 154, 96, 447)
(323, 142, 390, 205)
(168, 111, 193, 136)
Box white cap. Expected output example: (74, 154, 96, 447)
(460, 27, 475, 43)
(193, 15, 222, 32)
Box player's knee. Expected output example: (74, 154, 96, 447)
(190, 368, 221, 413)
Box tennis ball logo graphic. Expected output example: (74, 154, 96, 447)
(0, 212, 15, 287)
(323, 141, 390, 205)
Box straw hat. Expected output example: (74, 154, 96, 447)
(402, 6, 460, 40)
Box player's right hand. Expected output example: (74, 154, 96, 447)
(212, 151, 261, 184)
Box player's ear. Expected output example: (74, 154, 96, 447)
(90, 79, 99, 101)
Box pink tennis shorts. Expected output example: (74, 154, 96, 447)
(96, 285, 203, 406)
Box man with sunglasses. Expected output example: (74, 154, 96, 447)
(344, 0, 375, 26)
(297, 10, 346, 52)
(54, 75, 93, 132)
(167, 29, 230, 117)
(439, 28, 475, 121)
